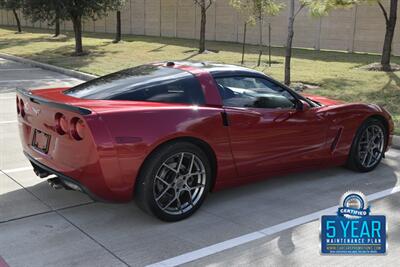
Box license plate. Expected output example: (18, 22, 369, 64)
(32, 129, 51, 154)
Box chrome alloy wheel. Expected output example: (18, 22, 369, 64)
(358, 125, 385, 168)
(153, 152, 206, 215)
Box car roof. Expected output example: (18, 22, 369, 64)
(159, 61, 266, 77)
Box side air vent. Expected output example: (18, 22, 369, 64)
(331, 128, 343, 152)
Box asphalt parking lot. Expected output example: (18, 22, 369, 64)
(1, 57, 400, 267)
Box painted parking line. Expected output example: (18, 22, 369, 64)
(1, 166, 32, 174)
(0, 68, 40, 71)
(0, 78, 80, 83)
(147, 185, 400, 267)
(0, 120, 17, 124)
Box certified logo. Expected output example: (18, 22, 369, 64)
(338, 191, 370, 219)
(320, 191, 386, 255)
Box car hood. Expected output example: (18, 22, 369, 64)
(302, 93, 344, 106)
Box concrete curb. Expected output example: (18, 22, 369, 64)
(0, 52, 98, 81)
(392, 135, 400, 150)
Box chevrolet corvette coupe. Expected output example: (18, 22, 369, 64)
(16, 61, 394, 221)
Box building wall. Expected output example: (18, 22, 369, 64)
(0, 0, 398, 55)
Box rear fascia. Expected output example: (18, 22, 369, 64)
(16, 88, 132, 202)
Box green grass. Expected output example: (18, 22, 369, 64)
(1, 26, 399, 134)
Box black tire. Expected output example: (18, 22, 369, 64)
(135, 141, 211, 221)
(347, 118, 387, 172)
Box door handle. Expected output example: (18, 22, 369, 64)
(273, 112, 293, 123)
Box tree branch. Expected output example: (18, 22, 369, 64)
(206, 0, 213, 10)
(193, 0, 202, 7)
(193, 0, 213, 10)
(293, 4, 305, 20)
(377, 1, 389, 24)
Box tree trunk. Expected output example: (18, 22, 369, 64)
(54, 19, 60, 37)
(199, 7, 206, 53)
(12, 9, 22, 33)
(72, 16, 83, 55)
(268, 23, 271, 67)
(241, 22, 247, 65)
(284, 0, 295, 85)
(54, 11, 60, 37)
(257, 17, 263, 67)
(381, 0, 398, 71)
(114, 11, 122, 43)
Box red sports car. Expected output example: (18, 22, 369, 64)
(16, 61, 394, 221)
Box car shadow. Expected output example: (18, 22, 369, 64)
(0, 150, 399, 266)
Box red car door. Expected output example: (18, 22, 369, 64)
(215, 75, 329, 178)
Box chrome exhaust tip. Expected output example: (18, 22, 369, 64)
(47, 177, 64, 190)
(33, 167, 50, 178)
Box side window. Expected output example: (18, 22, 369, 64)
(215, 76, 296, 109)
(110, 76, 205, 105)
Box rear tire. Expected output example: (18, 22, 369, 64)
(347, 118, 387, 172)
(135, 141, 211, 221)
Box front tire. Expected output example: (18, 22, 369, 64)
(347, 118, 387, 172)
(135, 142, 211, 221)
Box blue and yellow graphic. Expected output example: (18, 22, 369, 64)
(321, 191, 386, 254)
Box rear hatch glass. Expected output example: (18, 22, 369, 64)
(64, 65, 205, 105)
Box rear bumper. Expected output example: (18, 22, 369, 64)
(18, 117, 135, 203)
(24, 149, 134, 202)
(17, 88, 138, 203)
(25, 152, 107, 202)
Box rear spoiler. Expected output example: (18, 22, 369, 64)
(16, 87, 92, 115)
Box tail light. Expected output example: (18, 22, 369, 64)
(55, 113, 68, 135)
(16, 96, 20, 114)
(19, 98, 25, 117)
(70, 117, 85, 140)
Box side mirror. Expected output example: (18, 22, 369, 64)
(296, 100, 311, 111)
